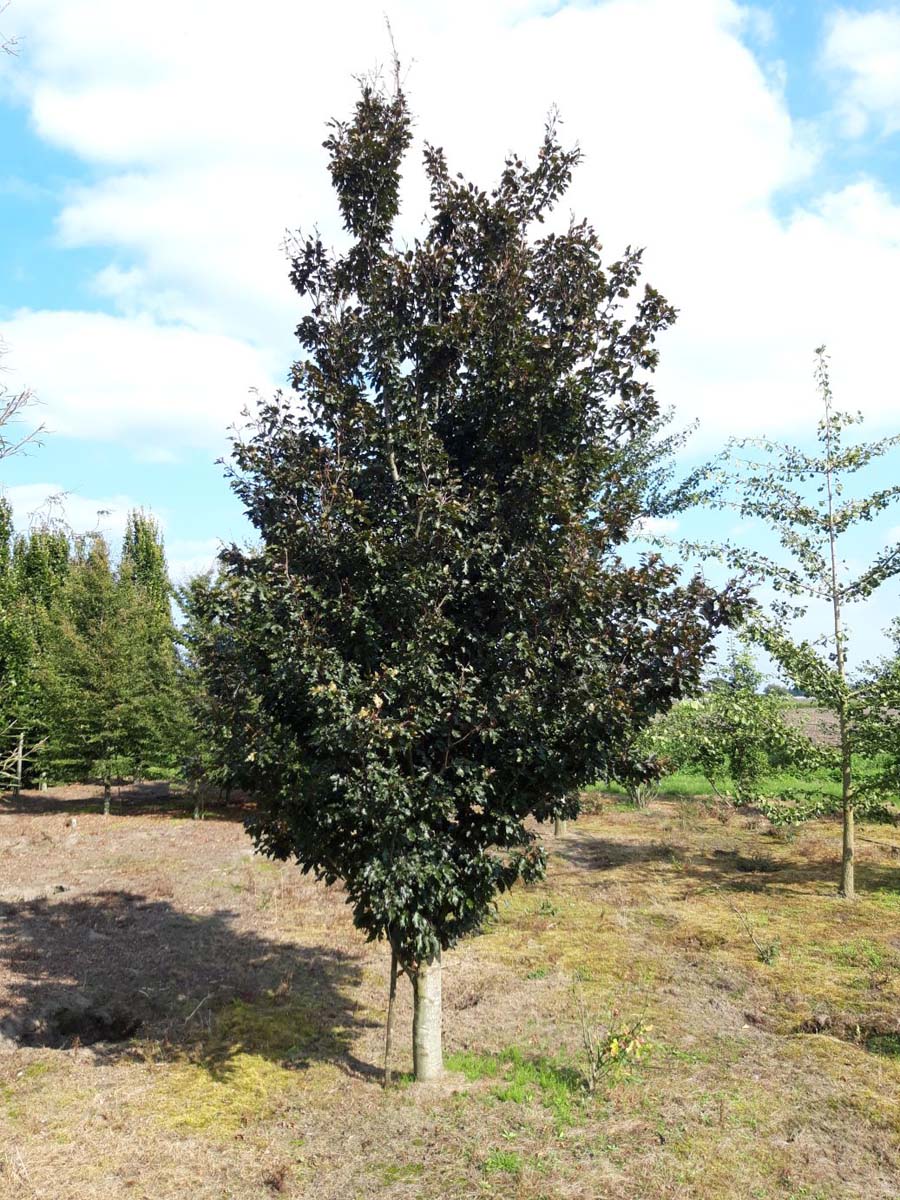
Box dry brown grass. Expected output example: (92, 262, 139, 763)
(0, 785, 898, 1199)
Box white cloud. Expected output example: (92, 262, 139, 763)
(633, 516, 680, 538)
(823, 7, 900, 136)
(1, 309, 275, 450)
(2, 0, 900, 452)
(165, 537, 221, 584)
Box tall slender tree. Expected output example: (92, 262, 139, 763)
(687, 348, 900, 897)
(206, 78, 742, 1080)
(118, 511, 185, 779)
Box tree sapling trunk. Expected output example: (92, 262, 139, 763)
(383, 947, 399, 1088)
(412, 950, 443, 1082)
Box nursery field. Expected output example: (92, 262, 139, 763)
(0, 786, 899, 1200)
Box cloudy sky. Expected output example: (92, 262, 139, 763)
(1, 0, 900, 662)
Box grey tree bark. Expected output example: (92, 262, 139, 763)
(411, 949, 442, 1082)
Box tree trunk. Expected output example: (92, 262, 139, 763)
(412, 950, 442, 1082)
(554, 817, 567, 837)
(839, 713, 855, 899)
(14, 732, 23, 795)
(103, 780, 111, 818)
(841, 791, 855, 899)
(383, 948, 399, 1088)
(823, 385, 853, 899)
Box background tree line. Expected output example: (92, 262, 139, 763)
(0, 505, 187, 796)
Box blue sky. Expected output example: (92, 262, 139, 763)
(2, 0, 900, 669)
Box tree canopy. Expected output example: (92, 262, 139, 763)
(179, 78, 744, 1079)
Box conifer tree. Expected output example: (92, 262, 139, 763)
(16, 513, 186, 796)
(118, 511, 185, 779)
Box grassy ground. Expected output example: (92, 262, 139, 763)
(1, 785, 899, 1199)
(604, 764, 891, 803)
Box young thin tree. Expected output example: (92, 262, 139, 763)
(211, 79, 741, 1081)
(691, 348, 900, 897)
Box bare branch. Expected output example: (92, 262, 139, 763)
(0, 339, 44, 463)
(1, 0, 20, 55)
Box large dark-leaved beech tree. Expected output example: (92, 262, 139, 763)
(207, 80, 742, 1081)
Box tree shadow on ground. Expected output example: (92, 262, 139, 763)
(554, 831, 900, 896)
(553, 835, 687, 874)
(0, 889, 375, 1078)
(0, 781, 252, 822)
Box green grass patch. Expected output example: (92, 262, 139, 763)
(601, 766, 883, 802)
(831, 938, 886, 971)
(446, 1046, 583, 1129)
(866, 1033, 900, 1058)
(377, 1163, 424, 1184)
(482, 1149, 523, 1175)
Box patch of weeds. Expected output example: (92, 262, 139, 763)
(866, 1032, 900, 1057)
(482, 1149, 523, 1175)
(18, 1061, 52, 1082)
(537, 898, 559, 918)
(524, 965, 549, 980)
(1, 1059, 56, 1122)
(577, 1005, 655, 1092)
(446, 1046, 583, 1128)
(664, 1044, 712, 1066)
(727, 897, 780, 964)
(447, 1049, 507, 1081)
(868, 888, 900, 912)
(378, 1163, 424, 1184)
(152, 1051, 292, 1133)
(832, 938, 885, 971)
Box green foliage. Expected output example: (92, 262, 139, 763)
(177, 569, 266, 804)
(649, 648, 818, 810)
(197, 80, 742, 972)
(853, 619, 900, 817)
(0, 510, 187, 787)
